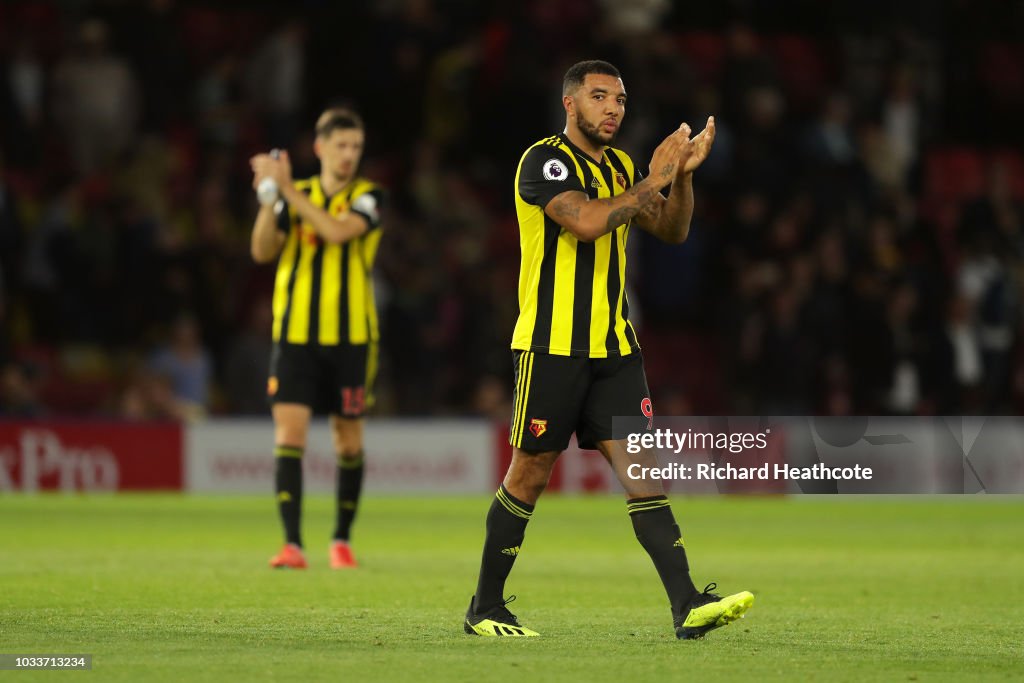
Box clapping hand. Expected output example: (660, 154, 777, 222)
(679, 116, 715, 175)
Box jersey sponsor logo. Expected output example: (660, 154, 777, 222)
(615, 172, 627, 189)
(542, 158, 569, 181)
(267, 376, 279, 396)
(529, 419, 548, 437)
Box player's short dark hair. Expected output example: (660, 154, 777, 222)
(315, 108, 364, 138)
(562, 60, 622, 96)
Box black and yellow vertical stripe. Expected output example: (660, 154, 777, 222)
(272, 176, 383, 346)
(509, 351, 536, 447)
(511, 135, 640, 358)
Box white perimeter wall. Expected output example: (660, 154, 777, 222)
(186, 419, 494, 494)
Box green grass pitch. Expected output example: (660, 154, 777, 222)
(1, 494, 1022, 681)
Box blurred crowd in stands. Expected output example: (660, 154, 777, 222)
(1, 0, 1023, 419)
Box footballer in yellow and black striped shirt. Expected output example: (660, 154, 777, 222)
(249, 108, 382, 570)
(508, 61, 716, 455)
(465, 61, 753, 641)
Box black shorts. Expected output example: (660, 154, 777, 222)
(509, 350, 651, 452)
(268, 341, 378, 417)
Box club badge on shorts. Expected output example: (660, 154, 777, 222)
(529, 419, 548, 437)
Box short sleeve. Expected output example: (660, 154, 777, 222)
(350, 188, 384, 231)
(517, 145, 585, 209)
(274, 200, 290, 233)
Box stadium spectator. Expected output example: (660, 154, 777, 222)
(118, 363, 189, 421)
(51, 19, 140, 174)
(0, 152, 21, 299)
(245, 20, 306, 147)
(0, 359, 44, 417)
(2, 36, 45, 168)
(147, 314, 213, 417)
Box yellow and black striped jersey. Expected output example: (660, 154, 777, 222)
(272, 175, 383, 346)
(511, 134, 640, 358)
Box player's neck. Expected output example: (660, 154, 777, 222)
(563, 126, 605, 163)
(319, 173, 353, 197)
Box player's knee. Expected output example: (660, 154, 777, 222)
(332, 434, 359, 455)
(273, 405, 311, 448)
(275, 425, 307, 449)
(333, 436, 354, 456)
(330, 429, 361, 454)
(330, 421, 362, 457)
(509, 461, 553, 501)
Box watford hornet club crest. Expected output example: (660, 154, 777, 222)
(529, 419, 548, 437)
(615, 172, 627, 189)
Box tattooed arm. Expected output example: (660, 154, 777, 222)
(543, 124, 692, 243)
(545, 175, 669, 243)
(632, 174, 692, 245)
(634, 117, 715, 245)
